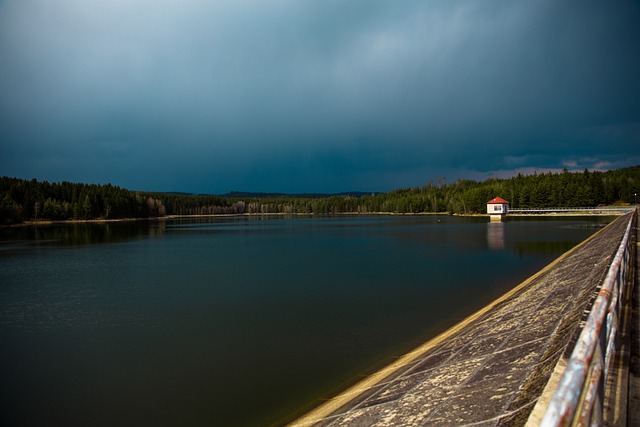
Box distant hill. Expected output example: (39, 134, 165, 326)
(2, 165, 638, 224)
(219, 191, 378, 198)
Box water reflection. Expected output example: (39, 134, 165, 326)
(512, 241, 578, 256)
(0, 220, 166, 250)
(486, 222, 505, 250)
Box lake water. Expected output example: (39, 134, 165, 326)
(0, 214, 613, 426)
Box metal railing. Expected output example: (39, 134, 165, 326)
(539, 209, 637, 426)
(507, 207, 634, 214)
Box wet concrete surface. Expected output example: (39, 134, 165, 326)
(290, 214, 633, 427)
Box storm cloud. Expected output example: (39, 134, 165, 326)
(1, 0, 639, 192)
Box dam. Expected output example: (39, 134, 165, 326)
(290, 209, 638, 426)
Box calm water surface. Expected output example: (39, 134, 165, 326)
(0, 215, 613, 426)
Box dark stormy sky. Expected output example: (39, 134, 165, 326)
(1, 1, 639, 193)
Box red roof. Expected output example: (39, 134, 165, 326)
(487, 196, 509, 204)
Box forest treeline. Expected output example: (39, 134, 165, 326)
(1, 165, 639, 224)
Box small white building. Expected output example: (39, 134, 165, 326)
(487, 196, 509, 221)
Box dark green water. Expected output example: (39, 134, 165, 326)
(0, 215, 613, 426)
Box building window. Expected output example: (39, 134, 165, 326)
(494, 205, 502, 212)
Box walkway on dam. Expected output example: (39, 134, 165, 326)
(290, 213, 634, 427)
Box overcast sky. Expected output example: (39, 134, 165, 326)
(1, 0, 639, 193)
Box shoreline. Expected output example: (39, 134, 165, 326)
(0, 212, 452, 228)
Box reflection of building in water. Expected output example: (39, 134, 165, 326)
(487, 222, 505, 250)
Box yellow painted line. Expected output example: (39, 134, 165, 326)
(288, 216, 624, 426)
